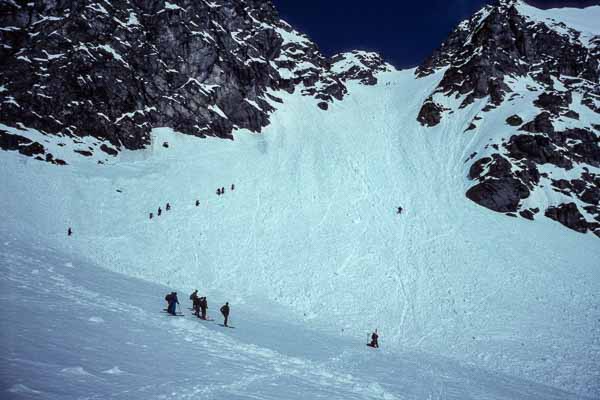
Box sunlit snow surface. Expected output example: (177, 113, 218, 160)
(1, 70, 599, 398)
(0, 226, 591, 400)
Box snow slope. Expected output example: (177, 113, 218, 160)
(2, 63, 599, 398)
(515, 1, 600, 48)
(0, 224, 591, 400)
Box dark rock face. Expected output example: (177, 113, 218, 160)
(100, 144, 118, 156)
(0, 0, 386, 152)
(466, 154, 531, 213)
(329, 51, 391, 85)
(506, 115, 523, 126)
(466, 179, 529, 213)
(505, 133, 572, 169)
(417, 99, 446, 127)
(545, 203, 597, 234)
(519, 112, 555, 134)
(416, 0, 599, 113)
(0, 129, 66, 164)
(534, 92, 571, 115)
(0, 130, 32, 152)
(469, 122, 600, 236)
(74, 149, 93, 157)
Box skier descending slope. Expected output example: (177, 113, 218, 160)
(220, 302, 230, 327)
(367, 329, 379, 348)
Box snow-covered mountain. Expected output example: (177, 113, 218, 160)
(0, 0, 390, 149)
(1, 0, 599, 398)
(417, 0, 600, 236)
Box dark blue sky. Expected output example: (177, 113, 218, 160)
(272, 0, 598, 68)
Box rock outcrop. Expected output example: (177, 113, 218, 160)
(416, 0, 600, 237)
(0, 0, 387, 156)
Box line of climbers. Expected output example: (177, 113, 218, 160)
(149, 202, 171, 219)
(67, 185, 399, 233)
(164, 290, 231, 327)
(149, 184, 235, 219)
(217, 184, 235, 196)
(164, 290, 379, 347)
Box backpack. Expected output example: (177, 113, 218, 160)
(165, 294, 172, 302)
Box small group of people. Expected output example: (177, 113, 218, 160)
(149, 183, 237, 218)
(164, 290, 231, 327)
(166, 292, 378, 345)
(150, 202, 171, 219)
(216, 184, 235, 196)
(189, 289, 208, 319)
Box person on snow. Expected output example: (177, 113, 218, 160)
(199, 296, 208, 320)
(166, 292, 179, 315)
(67, 227, 72, 236)
(158, 207, 162, 216)
(220, 302, 230, 326)
(216, 188, 221, 196)
(231, 184, 235, 191)
(190, 289, 200, 316)
(195, 200, 200, 207)
(368, 329, 379, 348)
(165, 292, 173, 311)
(397, 207, 403, 215)
(149, 212, 153, 219)
(166, 203, 171, 211)
(221, 187, 225, 194)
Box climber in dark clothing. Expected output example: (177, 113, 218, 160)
(166, 292, 179, 315)
(231, 184, 235, 191)
(166, 203, 171, 211)
(368, 329, 379, 348)
(149, 212, 153, 219)
(193, 297, 201, 317)
(221, 187, 225, 194)
(199, 296, 208, 320)
(216, 188, 221, 196)
(397, 207, 403, 215)
(195, 200, 200, 207)
(67, 227, 72, 236)
(220, 302, 230, 326)
(158, 207, 162, 216)
(190, 289, 199, 316)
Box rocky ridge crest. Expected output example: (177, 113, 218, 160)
(0, 0, 389, 157)
(416, 0, 600, 237)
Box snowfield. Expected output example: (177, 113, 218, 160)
(2, 65, 599, 399)
(0, 225, 592, 400)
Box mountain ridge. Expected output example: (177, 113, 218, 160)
(0, 0, 389, 153)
